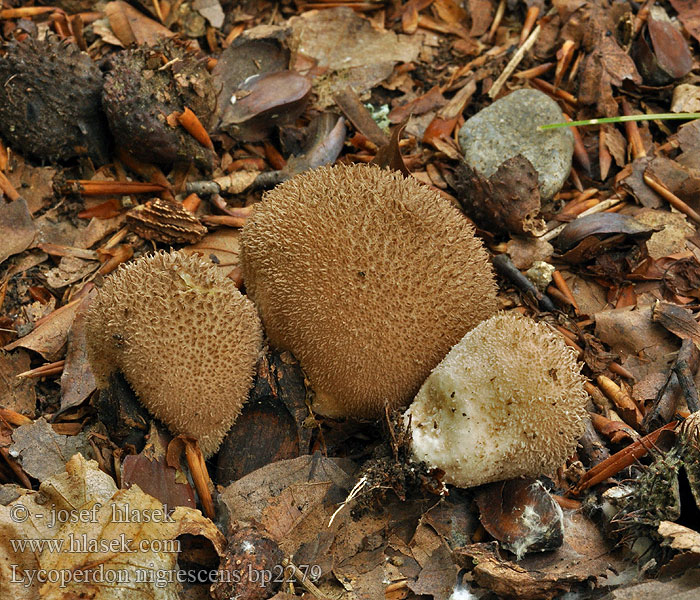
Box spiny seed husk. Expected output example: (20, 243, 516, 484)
(0, 37, 109, 163)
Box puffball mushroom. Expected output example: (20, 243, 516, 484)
(405, 312, 588, 488)
(240, 164, 498, 419)
(86, 251, 263, 457)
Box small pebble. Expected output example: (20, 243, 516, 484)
(458, 89, 574, 200)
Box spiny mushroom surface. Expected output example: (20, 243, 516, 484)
(240, 163, 498, 419)
(86, 251, 262, 457)
(405, 312, 588, 488)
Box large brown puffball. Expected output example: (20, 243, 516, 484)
(405, 312, 588, 488)
(240, 164, 498, 419)
(86, 251, 262, 456)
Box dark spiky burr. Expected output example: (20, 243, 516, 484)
(0, 37, 109, 163)
(102, 40, 216, 170)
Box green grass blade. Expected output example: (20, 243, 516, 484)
(538, 113, 700, 130)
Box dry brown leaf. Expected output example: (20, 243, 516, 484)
(5, 156, 56, 215)
(0, 350, 36, 416)
(121, 425, 196, 510)
(288, 7, 420, 108)
(45, 256, 99, 289)
(10, 418, 92, 481)
(506, 237, 554, 270)
(0, 454, 225, 600)
(4, 296, 84, 361)
(59, 293, 96, 412)
(636, 209, 694, 259)
(595, 306, 678, 380)
(0, 198, 36, 267)
(220, 455, 355, 556)
(104, 0, 174, 47)
(454, 511, 627, 599)
(182, 229, 241, 278)
(670, 0, 700, 45)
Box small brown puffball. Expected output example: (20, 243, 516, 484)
(405, 313, 588, 488)
(240, 164, 498, 419)
(86, 251, 262, 457)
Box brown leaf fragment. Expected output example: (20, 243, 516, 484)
(557, 213, 656, 252)
(646, 156, 700, 211)
(0, 350, 36, 416)
(59, 293, 96, 413)
(507, 236, 554, 270)
(635, 209, 694, 259)
(579, 36, 641, 116)
(422, 497, 479, 549)
(220, 455, 355, 555)
(616, 157, 664, 208)
(121, 424, 196, 510)
(216, 350, 306, 485)
(475, 478, 564, 560)
(193, 0, 224, 29)
(670, 0, 700, 45)
(127, 198, 207, 244)
(288, 7, 420, 108)
(104, 0, 174, 46)
(467, 0, 495, 37)
(211, 26, 290, 127)
(652, 301, 700, 348)
(277, 114, 346, 180)
(10, 418, 92, 481)
(388, 85, 447, 123)
(334, 86, 390, 147)
(182, 228, 241, 279)
(4, 295, 84, 361)
(454, 510, 626, 599)
(220, 71, 311, 142)
(595, 306, 678, 381)
(5, 155, 56, 215)
(601, 124, 627, 168)
(454, 156, 544, 236)
(407, 543, 457, 598)
(0, 197, 35, 266)
(372, 121, 411, 177)
(45, 256, 99, 289)
(633, 10, 693, 85)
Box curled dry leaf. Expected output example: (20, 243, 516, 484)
(10, 417, 93, 482)
(220, 71, 311, 142)
(104, 0, 174, 46)
(474, 479, 564, 560)
(454, 510, 627, 599)
(0, 197, 36, 267)
(632, 8, 693, 86)
(59, 293, 96, 413)
(0, 350, 36, 416)
(4, 293, 87, 361)
(0, 454, 225, 600)
(556, 213, 657, 264)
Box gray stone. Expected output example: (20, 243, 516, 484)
(458, 89, 574, 199)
